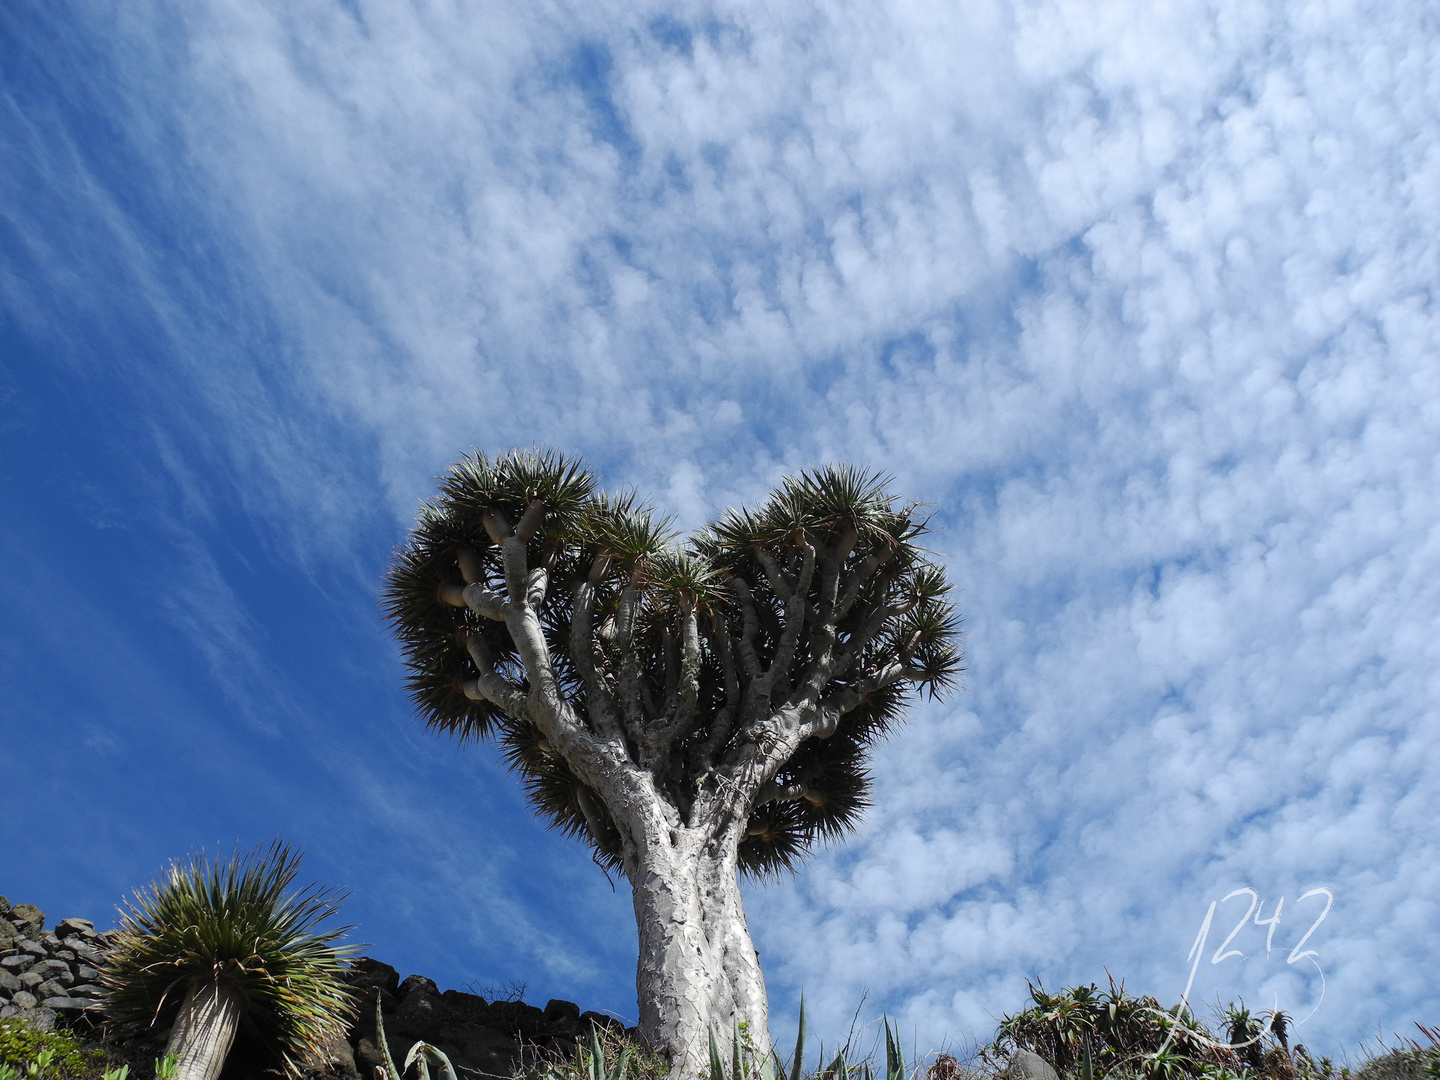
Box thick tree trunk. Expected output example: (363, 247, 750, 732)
(164, 978, 245, 1080)
(631, 827, 769, 1079)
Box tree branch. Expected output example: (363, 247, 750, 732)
(661, 627, 678, 711)
(698, 616, 740, 771)
(613, 583, 648, 743)
(461, 582, 508, 620)
(571, 578, 623, 742)
(501, 536, 530, 608)
(765, 541, 815, 690)
(807, 526, 854, 632)
(754, 780, 820, 806)
(804, 660, 919, 738)
(835, 543, 894, 620)
(459, 632, 528, 717)
(672, 610, 701, 729)
(642, 609, 705, 769)
(515, 499, 548, 541)
(457, 546, 486, 584)
(575, 784, 620, 853)
(525, 568, 549, 610)
(614, 583, 639, 650)
(729, 576, 763, 681)
(751, 546, 795, 602)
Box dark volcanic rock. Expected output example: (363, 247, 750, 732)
(310, 1034, 361, 1080)
(9, 905, 44, 936)
(68, 941, 106, 965)
(581, 1010, 624, 1035)
(36, 979, 70, 1000)
(16, 1005, 57, 1032)
(1007, 1050, 1060, 1080)
(440, 988, 489, 1026)
(392, 976, 445, 1043)
(433, 1024, 520, 1077)
(545, 998, 581, 1025)
(347, 957, 401, 998)
(1, 903, 625, 1079)
(398, 974, 440, 1000)
(42, 997, 88, 1013)
(54, 919, 95, 939)
(339, 957, 625, 1080)
(489, 999, 546, 1038)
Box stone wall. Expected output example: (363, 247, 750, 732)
(0, 897, 631, 1079)
(0, 896, 113, 1033)
(340, 956, 630, 1080)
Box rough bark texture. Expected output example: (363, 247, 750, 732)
(165, 979, 245, 1080)
(629, 823, 768, 1078)
(386, 457, 963, 1078)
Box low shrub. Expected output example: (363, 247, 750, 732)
(0, 1019, 104, 1080)
(982, 978, 1319, 1080)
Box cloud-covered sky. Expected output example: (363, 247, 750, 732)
(3, 0, 1436, 1063)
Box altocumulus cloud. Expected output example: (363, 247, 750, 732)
(3, 0, 1437, 1061)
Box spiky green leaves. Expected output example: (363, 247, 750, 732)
(100, 842, 355, 1078)
(383, 451, 964, 879)
(697, 466, 960, 686)
(741, 732, 874, 877)
(383, 450, 600, 743)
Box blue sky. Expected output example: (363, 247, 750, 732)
(2, 0, 1437, 1064)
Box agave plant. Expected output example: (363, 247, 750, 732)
(369, 990, 459, 1080)
(100, 841, 356, 1080)
(707, 999, 809, 1080)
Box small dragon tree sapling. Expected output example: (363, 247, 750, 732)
(383, 451, 963, 1076)
(100, 842, 355, 1080)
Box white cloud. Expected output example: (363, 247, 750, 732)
(6, 0, 1436, 1060)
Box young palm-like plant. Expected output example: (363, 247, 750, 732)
(100, 841, 356, 1080)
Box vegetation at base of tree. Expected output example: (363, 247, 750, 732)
(1349, 1025, 1440, 1080)
(535, 1022, 670, 1080)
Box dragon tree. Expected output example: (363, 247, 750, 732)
(383, 450, 963, 1075)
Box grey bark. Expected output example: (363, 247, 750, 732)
(628, 816, 768, 1080)
(164, 979, 245, 1080)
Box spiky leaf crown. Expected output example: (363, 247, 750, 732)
(100, 841, 356, 1076)
(383, 450, 963, 877)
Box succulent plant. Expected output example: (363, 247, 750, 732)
(100, 841, 356, 1080)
